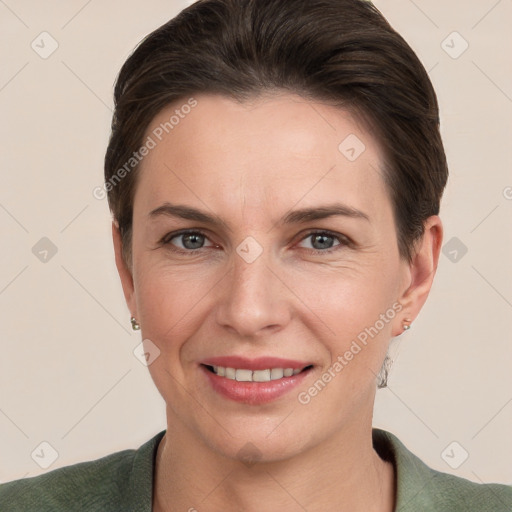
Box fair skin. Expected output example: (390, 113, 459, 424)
(113, 93, 442, 512)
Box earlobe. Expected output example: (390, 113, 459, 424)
(112, 221, 137, 319)
(393, 215, 443, 337)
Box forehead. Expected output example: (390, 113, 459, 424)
(135, 93, 390, 223)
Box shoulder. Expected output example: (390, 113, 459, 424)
(0, 430, 165, 512)
(373, 428, 512, 512)
(0, 449, 134, 511)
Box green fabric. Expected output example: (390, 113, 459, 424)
(0, 428, 510, 511)
(374, 430, 512, 511)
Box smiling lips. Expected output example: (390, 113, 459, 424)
(200, 356, 314, 404)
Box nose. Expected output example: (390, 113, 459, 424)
(215, 244, 291, 338)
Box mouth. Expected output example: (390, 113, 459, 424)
(201, 364, 313, 382)
(199, 357, 315, 405)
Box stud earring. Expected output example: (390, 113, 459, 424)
(131, 316, 140, 331)
(402, 318, 412, 331)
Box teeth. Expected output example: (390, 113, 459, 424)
(253, 369, 270, 382)
(209, 365, 306, 382)
(270, 368, 284, 379)
(235, 369, 253, 382)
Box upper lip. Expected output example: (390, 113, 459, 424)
(201, 356, 313, 371)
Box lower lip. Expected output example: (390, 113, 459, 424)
(200, 365, 313, 405)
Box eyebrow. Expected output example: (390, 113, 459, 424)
(148, 202, 370, 228)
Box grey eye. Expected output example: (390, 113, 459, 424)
(299, 232, 342, 252)
(169, 232, 210, 250)
(310, 233, 336, 250)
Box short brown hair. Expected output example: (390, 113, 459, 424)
(105, 0, 448, 268)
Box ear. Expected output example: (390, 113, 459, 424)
(112, 221, 137, 318)
(392, 215, 443, 336)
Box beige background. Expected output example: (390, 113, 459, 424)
(1, 0, 511, 486)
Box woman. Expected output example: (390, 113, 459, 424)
(1, 0, 511, 510)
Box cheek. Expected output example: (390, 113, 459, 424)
(133, 265, 205, 399)
(133, 263, 205, 350)
(288, 261, 399, 381)
(293, 260, 398, 330)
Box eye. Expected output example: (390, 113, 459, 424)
(162, 230, 216, 252)
(297, 230, 349, 254)
(160, 229, 351, 255)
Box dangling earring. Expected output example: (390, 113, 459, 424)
(131, 316, 140, 331)
(402, 318, 412, 331)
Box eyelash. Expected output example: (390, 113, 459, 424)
(160, 229, 352, 256)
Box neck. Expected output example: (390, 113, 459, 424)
(153, 412, 395, 512)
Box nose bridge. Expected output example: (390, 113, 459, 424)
(216, 239, 289, 337)
(231, 245, 269, 298)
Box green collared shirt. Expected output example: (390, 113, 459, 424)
(0, 429, 510, 511)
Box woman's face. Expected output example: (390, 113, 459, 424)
(117, 93, 423, 462)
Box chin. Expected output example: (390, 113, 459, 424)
(192, 414, 317, 466)
(216, 434, 307, 466)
